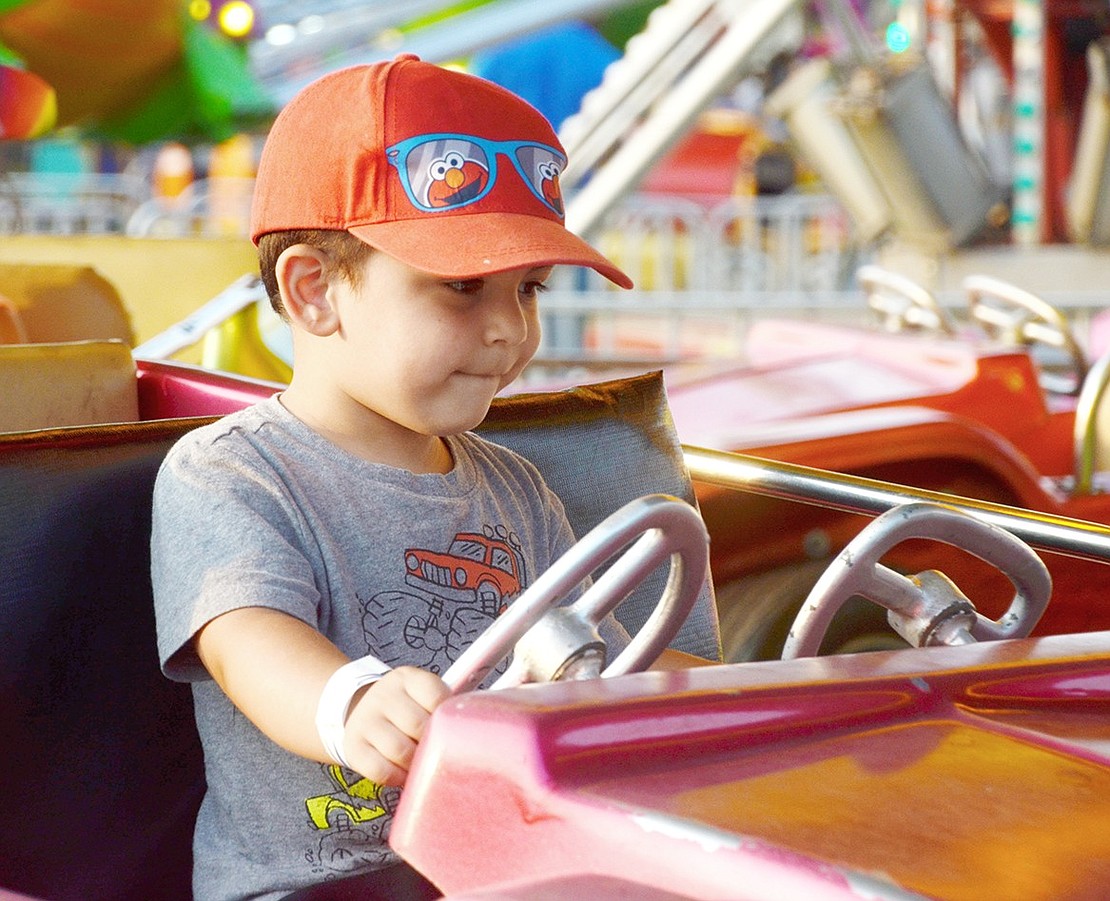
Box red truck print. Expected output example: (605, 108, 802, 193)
(405, 531, 524, 617)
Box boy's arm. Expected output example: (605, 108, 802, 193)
(196, 606, 449, 785)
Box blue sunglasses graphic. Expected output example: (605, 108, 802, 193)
(386, 133, 566, 216)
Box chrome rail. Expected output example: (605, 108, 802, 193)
(682, 445, 1110, 565)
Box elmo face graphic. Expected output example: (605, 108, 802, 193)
(425, 150, 489, 208)
(537, 160, 563, 215)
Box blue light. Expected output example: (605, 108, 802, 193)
(885, 21, 912, 54)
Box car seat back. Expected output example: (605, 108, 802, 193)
(0, 418, 214, 901)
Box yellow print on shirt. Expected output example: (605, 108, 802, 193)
(305, 764, 388, 830)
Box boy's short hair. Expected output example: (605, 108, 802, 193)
(249, 54, 631, 290)
(257, 229, 372, 317)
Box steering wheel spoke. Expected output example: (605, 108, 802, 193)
(858, 265, 957, 337)
(442, 494, 709, 694)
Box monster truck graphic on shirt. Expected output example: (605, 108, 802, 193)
(303, 764, 400, 877)
(397, 527, 526, 669)
(404, 530, 524, 616)
(358, 525, 528, 675)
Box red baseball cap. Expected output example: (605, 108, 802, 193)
(250, 55, 632, 289)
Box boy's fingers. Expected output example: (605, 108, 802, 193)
(377, 690, 434, 744)
(361, 668, 445, 731)
(394, 666, 452, 712)
(344, 744, 409, 787)
(341, 706, 418, 785)
(354, 716, 419, 771)
(339, 667, 450, 784)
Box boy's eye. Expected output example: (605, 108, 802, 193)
(520, 280, 549, 299)
(444, 279, 484, 295)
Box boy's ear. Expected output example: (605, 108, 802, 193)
(275, 244, 339, 336)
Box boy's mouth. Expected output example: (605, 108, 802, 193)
(459, 371, 503, 383)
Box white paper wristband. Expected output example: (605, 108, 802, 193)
(315, 654, 392, 769)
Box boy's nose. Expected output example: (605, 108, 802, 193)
(485, 293, 528, 346)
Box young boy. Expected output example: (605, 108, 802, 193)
(152, 56, 649, 901)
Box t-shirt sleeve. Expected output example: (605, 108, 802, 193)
(151, 434, 322, 682)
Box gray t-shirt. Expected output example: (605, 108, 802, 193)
(152, 397, 627, 901)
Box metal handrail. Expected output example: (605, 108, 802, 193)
(682, 445, 1110, 565)
(131, 275, 266, 360)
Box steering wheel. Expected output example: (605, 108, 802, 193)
(441, 494, 709, 694)
(858, 264, 957, 337)
(782, 502, 1051, 659)
(964, 274, 1087, 395)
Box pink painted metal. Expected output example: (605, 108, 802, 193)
(393, 631, 1110, 900)
(134, 357, 281, 419)
(667, 319, 1068, 468)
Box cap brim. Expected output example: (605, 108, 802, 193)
(348, 213, 633, 289)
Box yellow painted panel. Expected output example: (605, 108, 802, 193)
(0, 339, 138, 432)
(0, 236, 258, 360)
(0, 262, 133, 345)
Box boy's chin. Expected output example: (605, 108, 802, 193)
(440, 414, 489, 436)
(430, 405, 493, 437)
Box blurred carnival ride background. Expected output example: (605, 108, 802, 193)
(3, 0, 1110, 376)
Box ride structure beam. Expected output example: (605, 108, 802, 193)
(563, 0, 803, 239)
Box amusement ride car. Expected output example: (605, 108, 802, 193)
(3, 347, 1110, 900)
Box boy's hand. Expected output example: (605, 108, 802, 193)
(341, 666, 451, 786)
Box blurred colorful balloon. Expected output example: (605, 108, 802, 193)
(0, 64, 55, 138)
(0, 0, 270, 143)
(0, 0, 181, 127)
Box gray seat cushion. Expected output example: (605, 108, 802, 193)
(480, 370, 721, 661)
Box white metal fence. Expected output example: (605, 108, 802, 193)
(0, 173, 148, 235)
(125, 178, 256, 238)
(0, 171, 874, 359)
(8, 171, 1109, 368)
(538, 192, 871, 362)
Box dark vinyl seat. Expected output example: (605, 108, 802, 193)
(0, 419, 215, 901)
